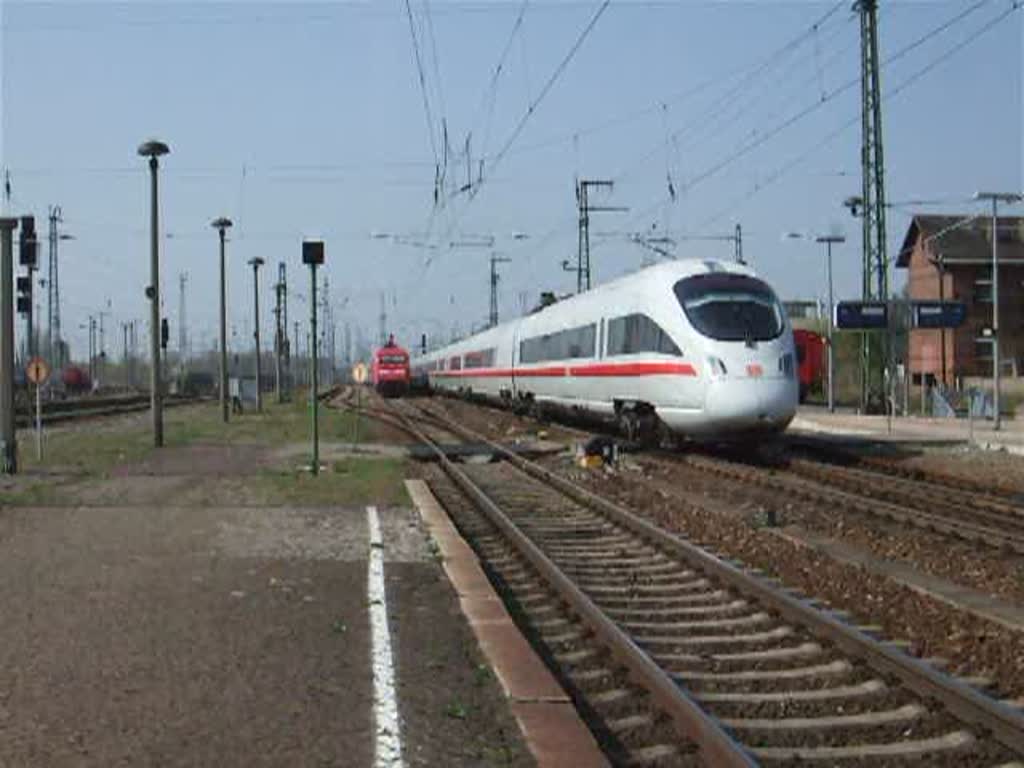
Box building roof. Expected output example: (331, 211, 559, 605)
(896, 214, 1024, 268)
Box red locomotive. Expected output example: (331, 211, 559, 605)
(371, 335, 411, 397)
(792, 329, 826, 403)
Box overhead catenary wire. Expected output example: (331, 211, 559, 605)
(433, 0, 611, 248)
(404, 0, 441, 175)
(695, 0, 1021, 231)
(618, 0, 1007, 237)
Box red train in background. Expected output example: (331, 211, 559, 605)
(371, 335, 411, 397)
(792, 329, 826, 403)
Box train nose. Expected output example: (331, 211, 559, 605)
(704, 376, 797, 432)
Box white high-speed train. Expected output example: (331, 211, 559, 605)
(412, 260, 798, 442)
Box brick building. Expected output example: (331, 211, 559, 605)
(897, 214, 1024, 386)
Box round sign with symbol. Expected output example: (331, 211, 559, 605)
(352, 362, 368, 384)
(26, 357, 50, 385)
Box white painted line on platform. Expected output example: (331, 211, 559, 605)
(367, 505, 404, 768)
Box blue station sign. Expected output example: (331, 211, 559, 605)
(834, 301, 888, 330)
(912, 301, 967, 329)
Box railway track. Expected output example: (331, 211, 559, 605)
(425, 394, 1024, 554)
(382, 399, 1024, 765)
(677, 451, 1024, 555)
(13, 393, 203, 428)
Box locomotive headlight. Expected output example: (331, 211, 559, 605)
(706, 356, 728, 378)
(779, 352, 794, 378)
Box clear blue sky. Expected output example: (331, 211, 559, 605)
(1, 0, 1021, 361)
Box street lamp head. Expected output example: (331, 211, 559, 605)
(783, 231, 806, 240)
(58, 233, 74, 241)
(843, 196, 863, 217)
(211, 217, 233, 232)
(137, 140, 170, 158)
(248, 257, 265, 268)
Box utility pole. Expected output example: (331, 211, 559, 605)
(734, 223, 744, 265)
(488, 253, 511, 327)
(122, 322, 129, 387)
(975, 192, 1023, 431)
(851, 0, 889, 412)
(97, 303, 110, 387)
(46, 206, 61, 368)
(567, 179, 626, 293)
(178, 272, 188, 377)
(211, 217, 233, 422)
(273, 264, 283, 404)
(248, 257, 264, 412)
(280, 262, 289, 388)
(293, 320, 300, 387)
(378, 292, 387, 347)
(1, 217, 18, 473)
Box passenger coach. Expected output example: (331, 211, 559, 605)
(412, 260, 798, 442)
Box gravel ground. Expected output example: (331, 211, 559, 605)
(0, 428, 532, 767)
(879, 445, 1024, 497)
(644, 453, 1024, 606)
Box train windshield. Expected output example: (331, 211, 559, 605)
(674, 273, 785, 342)
(379, 354, 407, 364)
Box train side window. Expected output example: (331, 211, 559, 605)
(607, 314, 681, 356)
(464, 348, 496, 369)
(520, 324, 595, 363)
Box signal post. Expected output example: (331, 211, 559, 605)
(1, 217, 18, 473)
(303, 240, 324, 475)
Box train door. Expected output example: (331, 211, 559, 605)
(510, 324, 520, 400)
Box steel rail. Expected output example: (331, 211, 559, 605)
(420, 407, 1024, 755)
(388, 403, 757, 768)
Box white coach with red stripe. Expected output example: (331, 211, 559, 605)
(414, 260, 798, 442)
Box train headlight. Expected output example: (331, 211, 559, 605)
(779, 352, 794, 378)
(706, 356, 728, 379)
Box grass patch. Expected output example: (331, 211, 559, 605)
(0, 479, 64, 506)
(17, 419, 158, 476)
(165, 397, 370, 448)
(252, 456, 410, 506)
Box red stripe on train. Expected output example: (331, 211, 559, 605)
(429, 361, 697, 378)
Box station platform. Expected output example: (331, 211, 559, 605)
(0, 403, 603, 768)
(792, 406, 1024, 454)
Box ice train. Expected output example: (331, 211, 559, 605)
(412, 260, 798, 442)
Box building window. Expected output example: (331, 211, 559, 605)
(606, 314, 681, 356)
(974, 279, 993, 303)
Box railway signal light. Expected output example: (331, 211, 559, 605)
(16, 275, 32, 315)
(19, 216, 36, 268)
(160, 318, 169, 349)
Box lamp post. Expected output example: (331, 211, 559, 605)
(248, 257, 265, 413)
(211, 217, 233, 422)
(974, 192, 1024, 430)
(816, 235, 845, 413)
(786, 231, 845, 411)
(137, 139, 169, 447)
